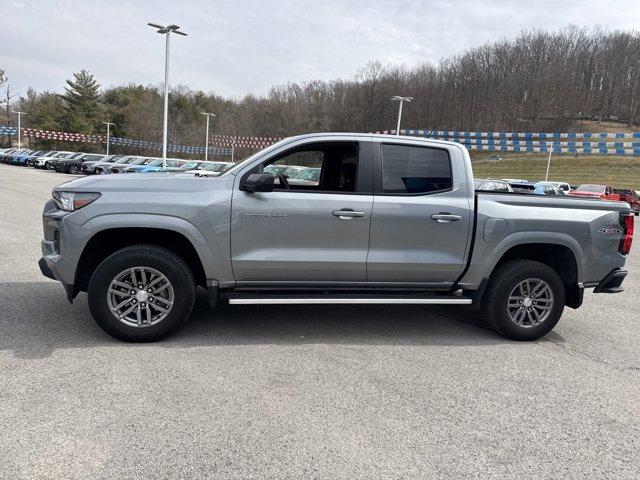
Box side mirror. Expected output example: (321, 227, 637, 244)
(241, 173, 274, 193)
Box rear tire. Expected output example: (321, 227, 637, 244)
(480, 260, 565, 341)
(87, 245, 196, 342)
(68, 164, 79, 174)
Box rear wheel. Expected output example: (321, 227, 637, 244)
(88, 245, 196, 342)
(68, 164, 80, 174)
(481, 260, 565, 341)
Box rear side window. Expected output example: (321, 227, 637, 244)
(381, 144, 452, 194)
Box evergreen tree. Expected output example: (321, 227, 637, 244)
(60, 70, 103, 134)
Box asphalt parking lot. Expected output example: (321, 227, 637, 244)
(0, 162, 639, 479)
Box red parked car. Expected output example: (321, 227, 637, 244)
(614, 188, 640, 216)
(569, 184, 620, 202)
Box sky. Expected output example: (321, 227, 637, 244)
(2, 0, 640, 99)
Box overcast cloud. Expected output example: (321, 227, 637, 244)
(2, 0, 639, 98)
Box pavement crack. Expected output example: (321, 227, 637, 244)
(543, 339, 638, 374)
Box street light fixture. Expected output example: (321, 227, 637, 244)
(202, 112, 216, 161)
(102, 122, 115, 155)
(390, 96, 413, 136)
(147, 22, 188, 168)
(12, 111, 26, 148)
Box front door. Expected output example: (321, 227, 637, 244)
(367, 141, 473, 285)
(230, 140, 374, 284)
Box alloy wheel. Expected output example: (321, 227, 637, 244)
(106, 266, 175, 328)
(507, 277, 554, 328)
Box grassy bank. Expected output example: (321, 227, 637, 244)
(470, 152, 640, 190)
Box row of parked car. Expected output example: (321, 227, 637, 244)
(474, 177, 640, 214)
(0, 147, 235, 176)
(2, 147, 638, 214)
(0, 146, 326, 184)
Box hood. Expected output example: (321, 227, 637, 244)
(53, 171, 229, 194)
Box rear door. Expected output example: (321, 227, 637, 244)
(367, 140, 473, 285)
(230, 138, 374, 285)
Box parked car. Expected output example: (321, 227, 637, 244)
(474, 178, 513, 192)
(47, 152, 86, 170)
(569, 184, 620, 201)
(288, 167, 321, 186)
(134, 158, 189, 173)
(121, 158, 163, 173)
(508, 182, 536, 194)
(541, 181, 571, 193)
(81, 154, 124, 174)
(39, 133, 632, 343)
(55, 153, 106, 174)
(33, 151, 75, 169)
(95, 156, 138, 174)
(263, 164, 309, 178)
(184, 161, 235, 176)
(0, 148, 18, 162)
(534, 182, 567, 196)
(108, 156, 156, 173)
(25, 150, 53, 166)
(502, 178, 529, 184)
(613, 188, 640, 216)
(1, 148, 30, 163)
(9, 149, 38, 165)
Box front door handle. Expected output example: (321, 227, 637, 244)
(332, 209, 365, 219)
(431, 213, 462, 223)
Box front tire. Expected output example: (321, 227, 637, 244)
(68, 164, 80, 174)
(481, 260, 565, 341)
(88, 245, 196, 342)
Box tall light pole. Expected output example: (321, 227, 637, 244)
(102, 122, 115, 155)
(12, 111, 25, 148)
(147, 23, 188, 168)
(202, 112, 215, 161)
(390, 96, 412, 136)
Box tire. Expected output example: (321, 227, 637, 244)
(87, 245, 196, 342)
(68, 164, 79, 175)
(480, 260, 565, 341)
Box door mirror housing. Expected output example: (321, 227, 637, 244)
(241, 173, 274, 193)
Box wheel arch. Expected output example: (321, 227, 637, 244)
(74, 227, 209, 296)
(491, 241, 582, 308)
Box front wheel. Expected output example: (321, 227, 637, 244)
(68, 164, 80, 174)
(481, 260, 565, 341)
(88, 245, 196, 342)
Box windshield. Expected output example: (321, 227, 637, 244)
(180, 162, 200, 170)
(128, 157, 148, 165)
(473, 179, 484, 189)
(146, 159, 163, 166)
(294, 168, 320, 181)
(54, 152, 72, 158)
(576, 184, 605, 193)
(283, 166, 306, 177)
(114, 156, 133, 164)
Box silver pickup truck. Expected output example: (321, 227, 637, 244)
(39, 133, 634, 342)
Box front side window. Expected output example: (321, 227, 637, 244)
(257, 142, 359, 193)
(381, 144, 452, 194)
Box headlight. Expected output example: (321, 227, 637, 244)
(52, 191, 101, 211)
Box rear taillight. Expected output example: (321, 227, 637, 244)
(619, 214, 634, 255)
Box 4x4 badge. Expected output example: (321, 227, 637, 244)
(599, 227, 622, 235)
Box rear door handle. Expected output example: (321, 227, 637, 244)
(431, 213, 462, 223)
(332, 209, 365, 219)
